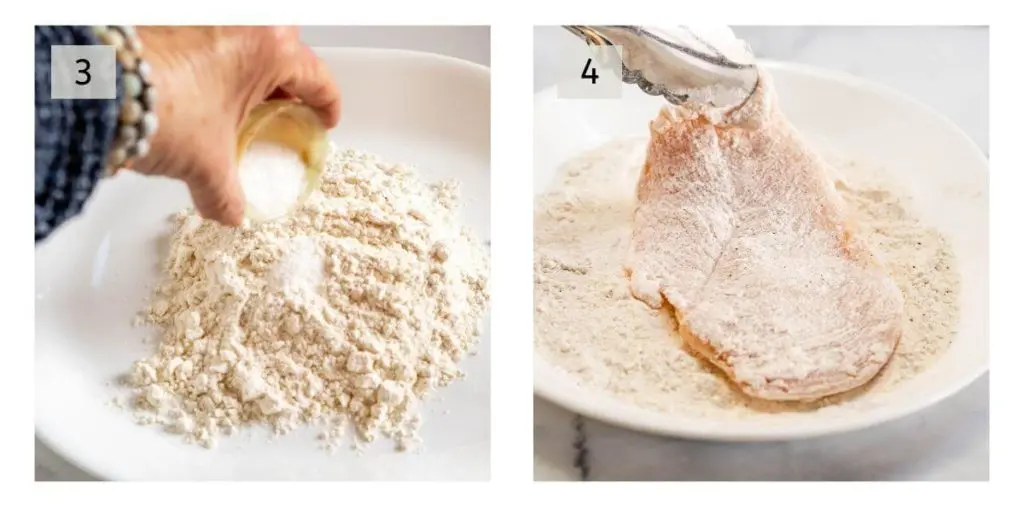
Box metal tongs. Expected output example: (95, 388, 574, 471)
(563, 25, 759, 109)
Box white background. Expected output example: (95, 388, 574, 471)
(35, 24, 992, 483)
(533, 25, 989, 481)
(12, 1, 1013, 502)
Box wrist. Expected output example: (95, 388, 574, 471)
(93, 26, 159, 176)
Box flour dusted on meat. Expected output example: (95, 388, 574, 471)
(121, 145, 489, 451)
(627, 74, 903, 400)
(534, 137, 958, 417)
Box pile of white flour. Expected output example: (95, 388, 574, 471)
(120, 146, 489, 451)
(534, 137, 959, 417)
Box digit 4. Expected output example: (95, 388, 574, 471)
(581, 58, 599, 84)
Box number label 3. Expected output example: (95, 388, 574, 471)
(75, 58, 91, 86)
(581, 58, 599, 84)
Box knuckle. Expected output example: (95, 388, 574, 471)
(267, 26, 298, 49)
(187, 166, 216, 190)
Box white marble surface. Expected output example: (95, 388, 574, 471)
(532, 26, 989, 481)
(35, 26, 490, 482)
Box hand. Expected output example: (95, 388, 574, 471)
(130, 26, 342, 226)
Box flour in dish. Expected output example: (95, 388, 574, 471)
(118, 145, 490, 451)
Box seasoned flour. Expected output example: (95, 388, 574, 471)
(534, 138, 959, 417)
(121, 145, 490, 451)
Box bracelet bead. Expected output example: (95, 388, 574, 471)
(120, 99, 142, 124)
(142, 87, 157, 108)
(133, 139, 150, 158)
(92, 25, 157, 176)
(141, 112, 159, 137)
(122, 73, 142, 98)
(118, 124, 138, 145)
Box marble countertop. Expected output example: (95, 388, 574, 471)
(532, 25, 989, 481)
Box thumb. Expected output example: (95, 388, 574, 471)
(184, 140, 246, 226)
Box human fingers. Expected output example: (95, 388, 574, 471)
(276, 44, 342, 128)
(183, 140, 245, 226)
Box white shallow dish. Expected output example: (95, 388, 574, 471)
(533, 61, 988, 441)
(35, 48, 491, 480)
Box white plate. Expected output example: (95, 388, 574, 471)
(35, 48, 491, 481)
(533, 61, 988, 441)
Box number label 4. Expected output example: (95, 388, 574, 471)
(581, 58, 599, 84)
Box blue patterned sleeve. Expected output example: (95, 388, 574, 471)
(35, 26, 121, 242)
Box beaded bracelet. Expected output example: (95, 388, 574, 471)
(90, 25, 158, 176)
